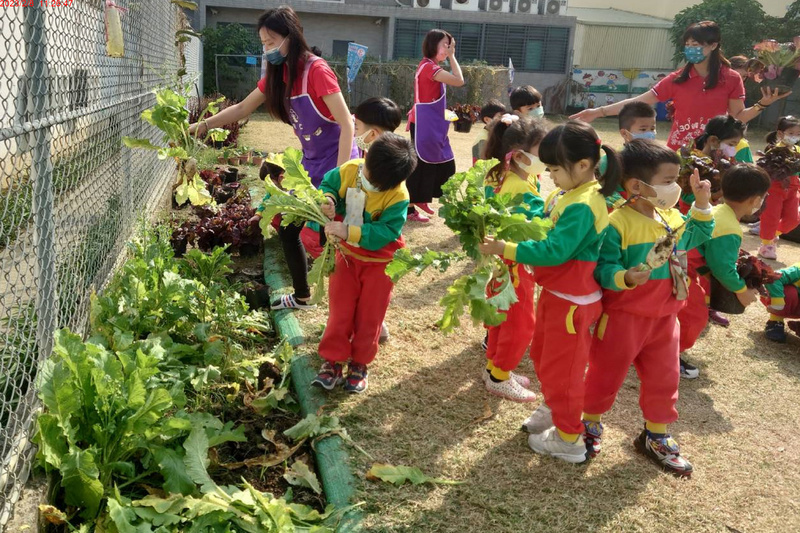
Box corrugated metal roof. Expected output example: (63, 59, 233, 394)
(569, 7, 672, 28)
(574, 24, 675, 69)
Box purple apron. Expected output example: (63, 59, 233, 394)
(413, 59, 454, 165)
(289, 55, 359, 186)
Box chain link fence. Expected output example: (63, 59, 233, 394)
(0, 1, 183, 526)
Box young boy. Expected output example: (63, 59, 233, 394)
(312, 133, 417, 393)
(472, 99, 506, 164)
(763, 263, 800, 342)
(581, 139, 714, 477)
(678, 164, 770, 370)
(510, 85, 543, 119)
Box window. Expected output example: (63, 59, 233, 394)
(332, 40, 353, 58)
(394, 19, 570, 73)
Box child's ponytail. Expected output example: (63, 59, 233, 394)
(484, 114, 546, 183)
(766, 131, 779, 145)
(484, 114, 514, 182)
(598, 144, 621, 197)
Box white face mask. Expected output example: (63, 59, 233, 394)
(516, 150, 546, 176)
(751, 198, 764, 215)
(784, 135, 800, 145)
(529, 106, 544, 119)
(721, 144, 738, 158)
(359, 166, 380, 193)
(355, 130, 374, 151)
(640, 181, 682, 209)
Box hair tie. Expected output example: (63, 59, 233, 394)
(596, 138, 602, 146)
(500, 113, 519, 125)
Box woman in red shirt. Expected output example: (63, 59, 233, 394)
(406, 29, 465, 222)
(572, 21, 790, 150)
(191, 6, 357, 310)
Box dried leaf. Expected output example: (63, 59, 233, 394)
(366, 464, 464, 486)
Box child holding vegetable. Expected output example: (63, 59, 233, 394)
(762, 262, 800, 342)
(754, 116, 800, 260)
(312, 133, 418, 393)
(479, 114, 547, 402)
(677, 164, 770, 368)
(479, 120, 621, 463)
(581, 139, 714, 478)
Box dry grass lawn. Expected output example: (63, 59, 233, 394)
(242, 113, 800, 533)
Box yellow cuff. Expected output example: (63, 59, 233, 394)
(615, 270, 634, 290)
(347, 224, 361, 245)
(689, 207, 713, 222)
(645, 421, 668, 434)
(771, 297, 786, 309)
(734, 285, 748, 294)
(324, 192, 337, 204)
(503, 242, 518, 262)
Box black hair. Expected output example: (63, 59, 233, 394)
(355, 97, 402, 132)
(721, 163, 770, 202)
(674, 21, 730, 90)
(729, 55, 748, 71)
(364, 133, 418, 191)
(766, 115, 800, 145)
(259, 160, 284, 181)
(695, 115, 746, 150)
(422, 29, 452, 60)
(258, 6, 312, 125)
(509, 85, 542, 111)
(484, 116, 548, 183)
(620, 139, 681, 184)
(480, 99, 506, 121)
(538, 120, 621, 197)
(618, 102, 656, 131)
(310, 45, 323, 56)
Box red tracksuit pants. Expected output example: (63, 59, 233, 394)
(530, 289, 601, 435)
(760, 177, 800, 241)
(486, 265, 535, 372)
(318, 252, 393, 366)
(678, 274, 710, 353)
(764, 284, 800, 318)
(584, 310, 680, 425)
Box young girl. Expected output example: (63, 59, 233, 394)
(479, 120, 621, 463)
(480, 114, 547, 402)
(756, 116, 800, 260)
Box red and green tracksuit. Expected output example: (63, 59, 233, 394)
(584, 205, 714, 427)
(759, 144, 800, 243)
(763, 263, 800, 320)
(317, 160, 409, 366)
(678, 203, 747, 352)
(484, 171, 544, 376)
(503, 180, 608, 437)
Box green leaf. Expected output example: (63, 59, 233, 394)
(283, 460, 322, 494)
(171, 0, 198, 9)
(107, 497, 154, 533)
(283, 413, 341, 441)
(206, 128, 229, 142)
(34, 413, 69, 469)
(123, 137, 160, 151)
(307, 241, 336, 305)
(183, 427, 215, 492)
(157, 146, 189, 160)
(60, 449, 104, 518)
(153, 446, 196, 495)
(385, 248, 466, 283)
(366, 463, 463, 486)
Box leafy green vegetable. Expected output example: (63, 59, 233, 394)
(283, 413, 343, 442)
(283, 460, 322, 494)
(384, 248, 467, 283)
(366, 464, 464, 486)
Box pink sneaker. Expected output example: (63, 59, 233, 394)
(417, 203, 435, 215)
(758, 243, 777, 260)
(708, 309, 730, 327)
(407, 210, 430, 223)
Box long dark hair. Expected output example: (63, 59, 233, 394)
(674, 21, 730, 90)
(258, 6, 311, 124)
(484, 116, 547, 183)
(538, 120, 621, 197)
(695, 115, 745, 150)
(766, 116, 800, 145)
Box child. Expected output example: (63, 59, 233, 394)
(312, 133, 417, 393)
(581, 139, 714, 478)
(510, 85, 543, 119)
(763, 263, 800, 342)
(472, 99, 506, 164)
(755, 116, 800, 260)
(480, 115, 547, 402)
(679, 115, 747, 214)
(479, 120, 621, 463)
(677, 164, 769, 371)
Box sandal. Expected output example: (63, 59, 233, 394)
(270, 293, 316, 310)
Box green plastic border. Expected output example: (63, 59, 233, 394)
(263, 236, 362, 532)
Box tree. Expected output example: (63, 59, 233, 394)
(670, 0, 768, 62)
(201, 24, 262, 96)
(765, 0, 800, 44)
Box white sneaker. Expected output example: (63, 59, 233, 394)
(379, 322, 389, 344)
(749, 222, 761, 235)
(482, 370, 531, 388)
(527, 426, 588, 464)
(484, 376, 537, 403)
(758, 243, 777, 260)
(521, 403, 553, 434)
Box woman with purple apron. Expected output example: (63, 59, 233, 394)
(406, 29, 465, 222)
(190, 6, 357, 309)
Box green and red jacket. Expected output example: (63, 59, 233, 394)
(503, 180, 608, 296)
(764, 263, 800, 309)
(693, 203, 747, 293)
(319, 159, 409, 263)
(596, 204, 714, 317)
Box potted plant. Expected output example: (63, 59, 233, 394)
(222, 147, 238, 166)
(750, 37, 800, 95)
(449, 103, 480, 133)
(238, 146, 252, 165)
(251, 150, 265, 167)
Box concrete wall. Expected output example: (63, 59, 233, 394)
(569, 0, 788, 18)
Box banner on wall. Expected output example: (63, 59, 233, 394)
(347, 42, 369, 93)
(569, 68, 672, 109)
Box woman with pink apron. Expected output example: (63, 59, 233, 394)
(406, 29, 465, 223)
(190, 6, 357, 309)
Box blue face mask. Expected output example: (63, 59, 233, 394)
(684, 46, 706, 64)
(264, 37, 287, 65)
(631, 131, 657, 141)
(529, 106, 545, 119)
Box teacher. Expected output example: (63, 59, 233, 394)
(191, 6, 357, 310)
(571, 21, 790, 150)
(406, 29, 464, 223)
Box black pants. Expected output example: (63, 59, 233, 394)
(277, 222, 311, 300)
